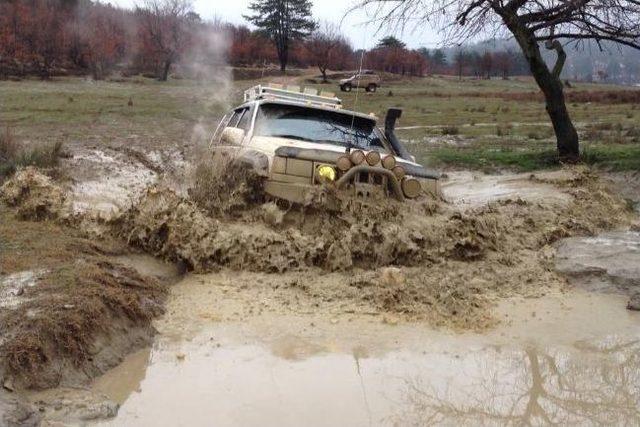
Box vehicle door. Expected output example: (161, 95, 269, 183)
(211, 106, 253, 159)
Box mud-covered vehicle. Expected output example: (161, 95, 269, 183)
(339, 71, 381, 93)
(211, 84, 440, 204)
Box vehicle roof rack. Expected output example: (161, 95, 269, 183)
(244, 84, 342, 109)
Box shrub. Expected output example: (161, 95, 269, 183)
(441, 126, 460, 136)
(496, 124, 513, 137)
(0, 128, 20, 178)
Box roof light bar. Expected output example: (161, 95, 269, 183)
(244, 84, 343, 109)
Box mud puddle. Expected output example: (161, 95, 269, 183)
(76, 279, 640, 427)
(555, 231, 640, 295)
(62, 146, 188, 220)
(442, 171, 573, 207)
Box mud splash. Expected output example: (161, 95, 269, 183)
(113, 168, 634, 326)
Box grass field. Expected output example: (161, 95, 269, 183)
(1, 73, 639, 173)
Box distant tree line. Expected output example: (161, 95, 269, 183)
(0, 0, 549, 81)
(0, 0, 215, 80)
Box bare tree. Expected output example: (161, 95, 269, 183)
(494, 49, 514, 79)
(454, 48, 469, 80)
(136, 0, 194, 81)
(352, 0, 640, 161)
(307, 21, 346, 83)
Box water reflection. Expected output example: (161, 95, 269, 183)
(392, 339, 640, 426)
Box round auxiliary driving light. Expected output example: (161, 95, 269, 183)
(366, 151, 381, 166)
(336, 155, 352, 172)
(382, 155, 396, 170)
(349, 150, 365, 165)
(402, 178, 422, 199)
(392, 165, 406, 180)
(317, 165, 337, 182)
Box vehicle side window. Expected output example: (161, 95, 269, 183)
(237, 107, 252, 131)
(228, 110, 242, 128)
(212, 112, 232, 145)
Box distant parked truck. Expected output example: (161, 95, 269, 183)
(339, 71, 381, 93)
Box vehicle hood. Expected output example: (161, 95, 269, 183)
(249, 136, 421, 167)
(339, 77, 354, 84)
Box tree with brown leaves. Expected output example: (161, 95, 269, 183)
(307, 21, 349, 82)
(136, 0, 194, 81)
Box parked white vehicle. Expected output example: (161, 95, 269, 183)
(211, 84, 440, 204)
(339, 70, 382, 92)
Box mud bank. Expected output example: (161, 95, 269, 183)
(0, 205, 173, 405)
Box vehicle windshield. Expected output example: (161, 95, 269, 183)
(254, 103, 390, 152)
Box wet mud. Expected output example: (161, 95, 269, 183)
(2, 156, 639, 425)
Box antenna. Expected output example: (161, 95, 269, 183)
(348, 25, 368, 150)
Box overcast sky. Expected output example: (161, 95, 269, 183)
(112, 0, 443, 49)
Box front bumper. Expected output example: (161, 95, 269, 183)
(264, 147, 441, 205)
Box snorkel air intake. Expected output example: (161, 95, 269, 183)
(384, 108, 412, 161)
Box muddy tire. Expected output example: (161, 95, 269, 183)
(366, 84, 377, 93)
(341, 83, 352, 92)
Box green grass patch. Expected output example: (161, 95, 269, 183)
(582, 144, 640, 171)
(415, 143, 640, 173)
(422, 147, 560, 172)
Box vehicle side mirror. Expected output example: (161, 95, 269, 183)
(220, 127, 245, 145)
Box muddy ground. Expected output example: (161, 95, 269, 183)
(0, 144, 639, 425)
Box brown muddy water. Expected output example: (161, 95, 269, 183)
(82, 277, 640, 426)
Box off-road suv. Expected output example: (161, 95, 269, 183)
(211, 84, 439, 205)
(339, 71, 381, 93)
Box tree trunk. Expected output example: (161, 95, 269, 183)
(319, 66, 328, 83)
(278, 51, 287, 74)
(511, 29, 580, 162)
(160, 60, 171, 81)
(539, 76, 579, 161)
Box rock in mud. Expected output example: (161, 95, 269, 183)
(0, 167, 67, 220)
(628, 292, 640, 311)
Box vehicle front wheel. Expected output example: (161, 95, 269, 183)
(340, 83, 352, 92)
(366, 84, 377, 93)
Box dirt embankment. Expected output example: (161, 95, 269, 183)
(0, 172, 168, 397)
(116, 168, 634, 329)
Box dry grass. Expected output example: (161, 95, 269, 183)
(0, 127, 63, 181)
(456, 89, 640, 105)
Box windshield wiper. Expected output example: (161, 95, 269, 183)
(270, 134, 315, 142)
